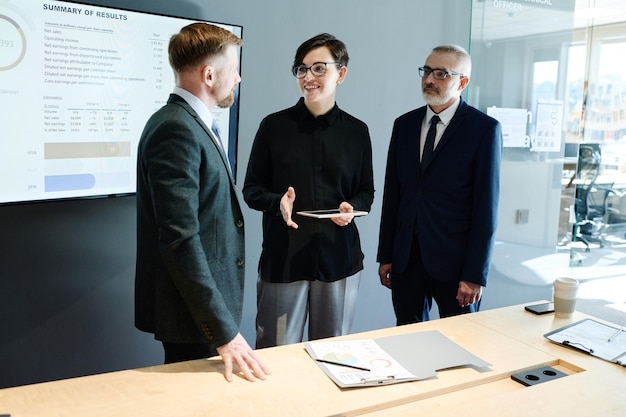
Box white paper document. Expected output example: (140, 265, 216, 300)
(487, 106, 530, 148)
(306, 339, 416, 386)
(533, 100, 564, 152)
(545, 319, 626, 364)
(304, 330, 491, 388)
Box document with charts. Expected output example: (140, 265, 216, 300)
(304, 330, 492, 388)
(305, 339, 416, 387)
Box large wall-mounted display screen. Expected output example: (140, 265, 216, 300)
(0, 0, 242, 204)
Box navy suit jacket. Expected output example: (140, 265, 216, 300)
(135, 94, 245, 349)
(377, 99, 502, 287)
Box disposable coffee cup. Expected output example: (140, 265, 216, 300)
(553, 277, 579, 318)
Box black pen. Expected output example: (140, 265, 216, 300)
(315, 359, 371, 372)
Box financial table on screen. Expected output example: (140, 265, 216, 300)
(0, 0, 236, 204)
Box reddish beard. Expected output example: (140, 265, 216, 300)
(217, 91, 235, 108)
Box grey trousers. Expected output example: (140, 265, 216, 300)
(255, 273, 361, 349)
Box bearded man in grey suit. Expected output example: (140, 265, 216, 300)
(135, 23, 269, 382)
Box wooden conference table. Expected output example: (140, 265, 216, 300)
(1, 304, 625, 416)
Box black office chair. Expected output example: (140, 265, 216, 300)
(605, 190, 626, 240)
(572, 145, 614, 250)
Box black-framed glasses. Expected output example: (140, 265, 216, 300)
(292, 62, 341, 78)
(419, 66, 464, 80)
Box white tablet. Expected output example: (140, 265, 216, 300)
(296, 209, 369, 219)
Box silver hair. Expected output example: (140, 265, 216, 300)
(432, 44, 472, 77)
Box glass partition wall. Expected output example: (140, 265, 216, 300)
(469, 0, 626, 307)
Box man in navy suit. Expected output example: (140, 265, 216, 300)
(377, 45, 502, 324)
(135, 23, 269, 382)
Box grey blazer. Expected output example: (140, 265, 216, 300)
(135, 94, 245, 349)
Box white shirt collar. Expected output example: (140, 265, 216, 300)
(172, 86, 214, 129)
(426, 96, 461, 126)
(172, 86, 231, 175)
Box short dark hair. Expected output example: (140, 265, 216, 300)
(168, 22, 242, 72)
(292, 33, 349, 69)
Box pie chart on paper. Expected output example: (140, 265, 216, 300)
(322, 352, 358, 366)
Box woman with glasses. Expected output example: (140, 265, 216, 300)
(243, 33, 374, 348)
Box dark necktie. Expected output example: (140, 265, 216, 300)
(421, 115, 440, 172)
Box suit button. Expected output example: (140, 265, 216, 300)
(236, 258, 244, 266)
(235, 219, 244, 228)
(201, 323, 214, 339)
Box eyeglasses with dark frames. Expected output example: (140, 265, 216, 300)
(292, 62, 342, 78)
(419, 66, 464, 80)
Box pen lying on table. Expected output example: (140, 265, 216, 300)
(315, 359, 371, 372)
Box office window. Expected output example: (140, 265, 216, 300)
(470, 0, 626, 269)
(533, 61, 559, 104)
(565, 44, 587, 141)
(586, 40, 626, 142)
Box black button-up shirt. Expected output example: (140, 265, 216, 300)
(243, 98, 375, 283)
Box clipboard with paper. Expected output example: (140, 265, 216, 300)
(544, 319, 626, 366)
(304, 330, 491, 388)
